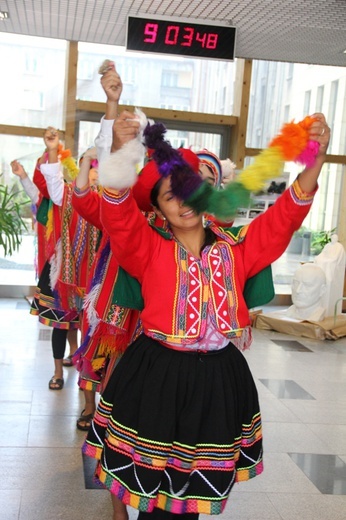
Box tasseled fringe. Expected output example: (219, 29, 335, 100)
(94, 330, 129, 359)
(90, 321, 129, 354)
(49, 239, 62, 290)
(73, 321, 129, 375)
(91, 357, 106, 371)
(84, 283, 101, 336)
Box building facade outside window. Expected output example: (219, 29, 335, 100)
(0, 35, 345, 293)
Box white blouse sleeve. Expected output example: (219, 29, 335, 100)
(20, 176, 39, 205)
(94, 116, 114, 165)
(40, 162, 64, 206)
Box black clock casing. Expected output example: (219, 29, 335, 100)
(126, 16, 236, 61)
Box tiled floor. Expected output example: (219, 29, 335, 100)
(1, 297, 346, 520)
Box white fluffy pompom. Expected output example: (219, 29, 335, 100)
(220, 158, 237, 185)
(98, 108, 151, 190)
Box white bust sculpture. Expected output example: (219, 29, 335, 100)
(314, 234, 346, 316)
(286, 263, 327, 321)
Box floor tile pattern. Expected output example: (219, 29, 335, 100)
(1, 297, 346, 520)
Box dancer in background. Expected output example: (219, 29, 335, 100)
(10, 157, 79, 378)
(30, 128, 100, 390)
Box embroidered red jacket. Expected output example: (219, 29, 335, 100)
(101, 179, 316, 346)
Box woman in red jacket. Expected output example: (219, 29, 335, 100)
(30, 129, 100, 390)
(84, 110, 330, 520)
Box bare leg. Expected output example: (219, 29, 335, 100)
(67, 329, 78, 356)
(76, 389, 96, 430)
(54, 358, 64, 380)
(111, 494, 129, 520)
(49, 357, 64, 389)
(83, 389, 96, 415)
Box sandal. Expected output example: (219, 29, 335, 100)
(49, 376, 64, 390)
(76, 409, 94, 431)
(63, 355, 73, 367)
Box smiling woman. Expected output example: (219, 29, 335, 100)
(81, 108, 330, 519)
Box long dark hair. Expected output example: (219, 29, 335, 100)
(150, 177, 164, 209)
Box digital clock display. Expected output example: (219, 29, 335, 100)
(126, 16, 236, 61)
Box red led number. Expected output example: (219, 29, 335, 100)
(206, 33, 218, 49)
(144, 23, 158, 43)
(181, 27, 194, 47)
(196, 32, 218, 49)
(165, 25, 179, 45)
(144, 22, 219, 50)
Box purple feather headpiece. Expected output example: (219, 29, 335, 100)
(143, 123, 202, 200)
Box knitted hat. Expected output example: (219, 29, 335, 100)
(196, 150, 222, 188)
(132, 146, 200, 212)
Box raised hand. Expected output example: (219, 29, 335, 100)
(43, 126, 60, 152)
(82, 146, 98, 161)
(10, 160, 27, 179)
(308, 113, 330, 156)
(100, 61, 123, 104)
(111, 111, 140, 153)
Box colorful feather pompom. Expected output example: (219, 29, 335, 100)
(185, 115, 319, 219)
(187, 181, 251, 220)
(295, 140, 320, 168)
(61, 155, 79, 180)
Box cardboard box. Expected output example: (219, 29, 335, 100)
(254, 312, 346, 340)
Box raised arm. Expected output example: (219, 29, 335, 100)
(10, 160, 39, 205)
(73, 147, 102, 229)
(75, 147, 98, 190)
(95, 61, 123, 163)
(239, 112, 331, 279)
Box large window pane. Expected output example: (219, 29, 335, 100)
(77, 42, 236, 115)
(247, 60, 346, 236)
(0, 33, 66, 128)
(247, 61, 346, 154)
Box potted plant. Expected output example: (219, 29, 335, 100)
(0, 179, 29, 256)
(311, 228, 337, 255)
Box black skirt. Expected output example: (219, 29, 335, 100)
(83, 334, 263, 515)
(30, 261, 79, 329)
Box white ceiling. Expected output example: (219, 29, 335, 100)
(0, 0, 345, 67)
